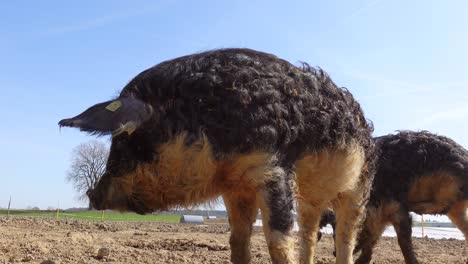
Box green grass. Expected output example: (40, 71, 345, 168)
(0, 209, 181, 223)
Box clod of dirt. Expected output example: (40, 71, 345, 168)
(133, 232, 149, 236)
(21, 254, 34, 262)
(96, 247, 110, 259)
(40, 260, 56, 264)
(97, 223, 109, 231)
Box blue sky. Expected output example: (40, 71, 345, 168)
(1, 0, 467, 211)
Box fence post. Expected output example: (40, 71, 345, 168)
(101, 210, 105, 222)
(56, 201, 60, 220)
(421, 215, 424, 239)
(7, 196, 11, 218)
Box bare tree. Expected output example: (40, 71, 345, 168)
(66, 140, 109, 210)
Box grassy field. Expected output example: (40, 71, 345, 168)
(0, 209, 181, 222)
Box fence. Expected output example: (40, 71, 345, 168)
(252, 219, 465, 240)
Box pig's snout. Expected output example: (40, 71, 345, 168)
(87, 189, 104, 210)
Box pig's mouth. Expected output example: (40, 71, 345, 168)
(127, 197, 153, 215)
(87, 189, 153, 215)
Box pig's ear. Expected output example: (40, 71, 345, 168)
(58, 97, 153, 136)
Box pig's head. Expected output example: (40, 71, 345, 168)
(59, 96, 157, 214)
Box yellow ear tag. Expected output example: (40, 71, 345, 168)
(105, 100, 122, 112)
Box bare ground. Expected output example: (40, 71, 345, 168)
(0, 217, 466, 264)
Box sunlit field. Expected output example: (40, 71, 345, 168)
(0, 209, 180, 222)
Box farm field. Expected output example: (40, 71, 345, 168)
(0, 216, 466, 264)
(0, 210, 180, 223)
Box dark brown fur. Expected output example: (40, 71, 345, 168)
(59, 48, 375, 263)
(320, 131, 468, 264)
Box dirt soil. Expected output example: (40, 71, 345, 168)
(0, 217, 466, 264)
